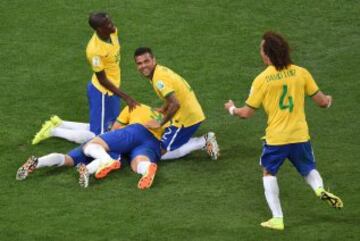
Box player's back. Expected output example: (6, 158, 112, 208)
(117, 104, 164, 140)
(255, 64, 319, 145)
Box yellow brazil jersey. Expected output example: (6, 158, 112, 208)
(245, 64, 319, 145)
(86, 28, 121, 95)
(151, 64, 205, 127)
(116, 104, 164, 140)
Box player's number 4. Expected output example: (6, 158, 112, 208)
(279, 85, 294, 112)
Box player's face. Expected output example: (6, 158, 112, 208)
(260, 40, 270, 65)
(135, 53, 156, 78)
(99, 16, 116, 35)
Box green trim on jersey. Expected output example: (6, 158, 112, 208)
(164, 91, 175, 98)
(309, 89, 320, 97)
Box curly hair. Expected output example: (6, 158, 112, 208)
(262, 32, 292, 70)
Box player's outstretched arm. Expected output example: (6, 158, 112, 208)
(224, 100, 255, 119)
(311, 91, 332, 108)
(95, 71, 140, 111)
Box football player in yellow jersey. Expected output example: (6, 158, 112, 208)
(134, 47, 219, 161)
(86, 12, 138, 135)
(224, 32, 343, 230)
(31, 12, 138, 145)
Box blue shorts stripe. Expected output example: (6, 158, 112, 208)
(161, 122, 202, 151)
(87, 82, 120, 135)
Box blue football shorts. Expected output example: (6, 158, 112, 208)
(87, 81, 121, 135)
(260, 141, 316, 176)
(161, 122, 202, 152)
(99, 124, 161, 163)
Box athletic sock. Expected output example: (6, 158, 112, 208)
(86, 159, 102, 175)
(136, 161, 151, 175)
(263, 176, 283, 218)
(51, 127, 95, 144)
(58, 120, 90, 131)
(83, 143, 111, 160)
(36, 153, 65, 168)
(161, 136, 206, 160)
(304, 169, 324, 196)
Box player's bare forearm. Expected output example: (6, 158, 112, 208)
(95, 71, 139, 110)
(158, 103, 169, 114)
(312, 91, 332, 108)
(224, 100, 255, 119)
(234, 106, 255, 119)
(160, 94, 180, 126)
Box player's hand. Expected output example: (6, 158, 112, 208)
(326, 95, 332, 108)
(155, 107, 166, 114)
(126, 97, 140, 112)
(224, 100, 235, 111)
(145, 120, 161, 129)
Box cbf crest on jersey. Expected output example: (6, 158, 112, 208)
(156, 80, 165, 90)
(92, 56, 102, 68)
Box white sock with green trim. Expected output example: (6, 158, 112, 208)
(263, 176, 283, 218)
(304, 169, 324, 196)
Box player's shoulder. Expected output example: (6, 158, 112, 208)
(86, 33, 107, 57)
(155, 64, 171, 75)
(291, 64, 313, 78)
(253, 66, 272, 84)
(290, 64, 308, 73)
(153, 65, 170, 83)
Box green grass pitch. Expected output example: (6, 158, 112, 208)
(0, 0, 359, 240)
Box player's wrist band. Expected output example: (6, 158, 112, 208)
(229, 106, 236, 115)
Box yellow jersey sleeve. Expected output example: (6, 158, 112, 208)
(117, 106, 130, 125)
(88, 53, 105, 73)
(303, 69, 319, 96)
(153, 78, 175, 98)
(245, 76, 266, 109)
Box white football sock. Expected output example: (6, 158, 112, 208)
(161, 136, 206, 160)
(36, 153, 65, 168)
(136, 161, 151, 175)
(86, 159, 103, 175)
(51, 127, 95, 144)
(304, 169, 324, 191)
(83, 143, 112, 160)
(263, 176, 283, 218)
(58, 120, 90, 131)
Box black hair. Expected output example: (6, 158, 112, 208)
(88, 12, 108, 30)
(134, 47, 153, 58)
(262, 31, 292, 70)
